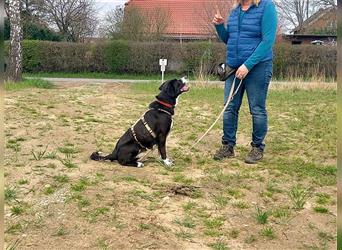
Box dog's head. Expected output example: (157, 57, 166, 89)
(158, 77, 190, 99)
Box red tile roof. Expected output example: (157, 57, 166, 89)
(124, 0, 233, 38)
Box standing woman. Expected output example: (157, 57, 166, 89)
(213, 0, 278, 164)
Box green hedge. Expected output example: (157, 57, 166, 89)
(273, 44, 336, 80)
(5, 40, 337, 80)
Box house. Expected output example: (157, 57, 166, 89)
(124, 0, 233, 41)
(292, 7, 336, 35)
(283, 7, 337, 45)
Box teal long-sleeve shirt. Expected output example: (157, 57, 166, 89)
(215, 2, 278, 71)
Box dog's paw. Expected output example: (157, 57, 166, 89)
(162, 158, 174, 167)
(137, 162, 144, 168)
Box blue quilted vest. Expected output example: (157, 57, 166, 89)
(226, 0, 273, 68)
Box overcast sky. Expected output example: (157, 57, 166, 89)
(95, 0, 126, 18)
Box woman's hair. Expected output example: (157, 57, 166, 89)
(233, 0, 261, 6)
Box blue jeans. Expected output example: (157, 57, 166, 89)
(222, 60, 273, 151)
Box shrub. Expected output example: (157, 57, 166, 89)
(273, 44, 336, 80)
(22, 40, 43, 72)
(105, 40, 131, 72)
(5, 40, 337, 80)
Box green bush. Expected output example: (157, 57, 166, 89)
(128, 42, 182, 73)
(22, 40, 43, 72)
(5, 40, 337, 80)
(273, 44, 336, 80)
(105, 40, 131, 72)
(5, 17, 62, 41)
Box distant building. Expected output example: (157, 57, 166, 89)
(292, 7, 336, 35)
(283, 7, 337, 45)
(124, 0, 232, 41)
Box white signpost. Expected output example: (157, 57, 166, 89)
(159, 59, 168, 83)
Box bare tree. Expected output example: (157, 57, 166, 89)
(276, 0, 337, 33)
(99, 5, 124, 38)
(121, 6, 171, 41)
(275, 0, 319, 32)
(122, 6, 146, 41)
(37, 0, 98, 42)
(314, 0, 337, 8)
(198, 1, 233, 38)
(21, 0, 40, 19)
(143, 7, 172, 40)
(5, 0, 23, 82)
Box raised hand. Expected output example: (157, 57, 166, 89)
(213, 5, 224, 25)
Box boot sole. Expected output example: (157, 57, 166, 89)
(213, 155, 235, 161)
(244, 157, 262, 164)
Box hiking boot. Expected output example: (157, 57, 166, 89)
(213, 144, 235, 160)
(245, 146, 263, 164)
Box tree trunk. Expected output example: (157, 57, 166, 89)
(7, 0, 22, 82)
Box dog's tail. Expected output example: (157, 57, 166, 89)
(90, 151, 115, 161)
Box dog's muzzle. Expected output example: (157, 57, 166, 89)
(180, 76, 190, 92)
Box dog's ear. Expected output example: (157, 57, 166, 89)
(165, 79, 183, 97)
(159, 79, 177, 91)
(159, 80, 170, 90)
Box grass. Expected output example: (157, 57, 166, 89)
(71, 177, 91, 192)
(318, 231, 334, 241)
(254, 206, 270, 224)
(52, 226, 67, 236)
(138, 223, 151, 230)
(5, 78, 53, 90)
(272, 207, 291, 220)
(174, 216, 196, 229)
(260, 227, 276, 240)
(213, 194, 229, 207)
(84, 207, 110, 223)
(182, 201, 197, 212)
(10, 206, 24, 216)
(244, 235, 257, 244)
(208, 241, 229, 250)
(43, 185, 56, 195)
(17, 179, 29, 185)
(288, 185, 311, 210)
(6, 223, 23, 234)
(229, 229, 240, 239)
(313, 206, 329, 214)
(5, 187, 17, 202)
(173, 174, 193, 185)
(203, 217, 224, 230)
(53, 175, 70, 183)
(58, 154, 78, 169)
(175, 230, 194, 239)
(231, 200, 250, 209)
(4, 80, 336, 249)
(31, 146, 48, 160)
(315, 193, 332, 205)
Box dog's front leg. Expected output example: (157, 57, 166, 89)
(157, 134, 173, 167)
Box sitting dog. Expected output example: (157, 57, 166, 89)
(90, 77, 189, 167)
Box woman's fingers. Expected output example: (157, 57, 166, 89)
(215, 5, 222, 17)
(213, 15, 224, 24)
(213, 16, 220, 24)
(236, 68, 243, 79)
(235, 65, 249, 79)
(213, 5, 223, 24)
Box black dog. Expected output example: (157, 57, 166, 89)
(90, 77, 189, 167)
